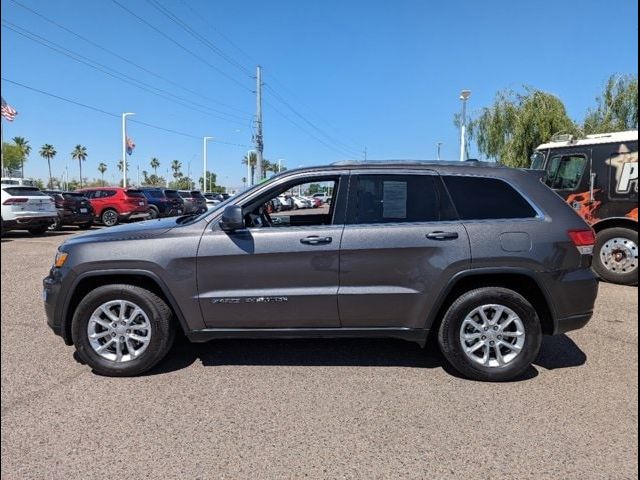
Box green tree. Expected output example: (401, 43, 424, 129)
(98, 162, 107, 186)
(150, 157, 160, 176)
(464, 86, 578, 167)
(171, 159, 182, 179)
(583, 74, 638, 134)
(242, 152, 258, 182)
(39, 144, 57, 189)
(199, 170, 217, 191)
(1, 143, 25, 174)
(12, 136, 31, 178)
(71, 145, 88, 188)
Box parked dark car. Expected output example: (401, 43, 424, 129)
(139, 188, 184, 218)
(178, 190, 207, 214)
(42, 190, 94, 230)
(44, 161, 598, 381)
(78, 187, 150, 227)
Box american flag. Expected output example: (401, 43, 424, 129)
(126, 136, 136, 155)
(1, 97, 18, 121)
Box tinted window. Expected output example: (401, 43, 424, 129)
(443, 176, 537, 220)
(102, 190, 117, 198)
(191, 191, 204, 198)
(164, 190, 180, 199)
(125, 189, 144, 197)
(178, 191, 192, 198)
(348, 174, 454, 224)
(63, 192, 86, 199)
(2, 187, 47, 196)
(143, 189, 164, 198)
(545, 155, 587, 190)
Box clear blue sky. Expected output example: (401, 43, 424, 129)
(1, 0, 638, 188)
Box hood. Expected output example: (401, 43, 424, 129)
(63, 217, 181, 246)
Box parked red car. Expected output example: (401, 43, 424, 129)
(78, 187, 150, 227)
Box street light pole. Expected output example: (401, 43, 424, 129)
(436, 142, 443, 160)
(459, 90, 471, 162)
(203, 136, 213, 192)
(121, 112, 135, 187)
(246, 149, 254, 186)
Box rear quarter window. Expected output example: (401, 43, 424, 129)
(443, 176, 538, 220)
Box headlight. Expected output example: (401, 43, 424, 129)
(54, 251, 69, 268)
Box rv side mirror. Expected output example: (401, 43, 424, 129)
(219, 205, 245, 232)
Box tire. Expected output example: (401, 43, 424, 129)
(28, 225, 49, 235)
(71, 284, 176, 376)
(78, 221, 93, 230)
(592, 227, 638, 286)
(148, 206, 159, 219)
(438, 287, 542, 382)
(101, 208, 119, 227)
(49, 216, 63, 231)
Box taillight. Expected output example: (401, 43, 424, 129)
(3, 197, 29, 205)
(568, 229, 596, 255)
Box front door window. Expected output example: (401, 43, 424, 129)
(545, 154, 587, 190)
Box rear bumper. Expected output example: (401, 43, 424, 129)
(2, 215, 57, 230)
(60, 212, 94, 225)
(120, 211, 150, 222)
(554, 312, 594, 335)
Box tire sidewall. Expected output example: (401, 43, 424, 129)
(439, 288, 542, 382)
(148, 206, 159, 219)
(593, 227, 638, 286)
(101, 209, 119, 227)
(71, 284, 174, 376)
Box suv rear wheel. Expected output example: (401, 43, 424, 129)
(438, 287, 542, 382)
(71, 284, 175, 376)
(101, 208, 119, 227)
(593, 227, 638, 285)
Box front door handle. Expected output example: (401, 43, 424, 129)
(300, 236, 333, 245)
(426, 231, 459, 240)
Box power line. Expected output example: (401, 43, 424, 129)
(110, 0, 253, 93)
(8, 0, 251, 116)
(1, 77, 250, 147)
(265, 84, 361, 157)
(145, 0, 253, 77)
(264, 99, 355, 158)
(2, 20, 250, 126)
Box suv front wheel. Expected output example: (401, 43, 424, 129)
(438, 287, 542, 382)
(71, 284, 175, 376)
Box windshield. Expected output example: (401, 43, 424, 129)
(530, 151, 546, 170)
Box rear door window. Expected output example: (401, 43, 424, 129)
(347, 174, 456, 224)
(443, 176, 538, 220)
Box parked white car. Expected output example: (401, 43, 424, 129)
(1, 185, 58, 235)
(312, 192, 329, 204)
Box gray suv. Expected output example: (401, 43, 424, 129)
(43, 162, 599, 381)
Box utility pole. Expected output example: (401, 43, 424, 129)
(363, 147, 367, 161)
(121, 112, 135, 187)
(459, 90, 471, 161)
(203, 136, 213, 192)
(255, 66, 264, 182)
(436, 142, 443, 160)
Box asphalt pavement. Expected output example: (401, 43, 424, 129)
(1, 229, 637, 479)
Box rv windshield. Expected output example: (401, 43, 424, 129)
(530, 151, 546, 170)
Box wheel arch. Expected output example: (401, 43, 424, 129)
(425, 269, 556, 337)
(61, 270, 190, 345)
(592, 217, 638, 234)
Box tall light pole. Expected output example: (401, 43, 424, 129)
(277, 158, 284, 173)
(203, 136, 213, 192)
(254, 66, 264, 182)
(459, 90, 471, 162)
(436, 142, 443, 160)
(121, 112, 135, 187)
(246, 150, 254, 187)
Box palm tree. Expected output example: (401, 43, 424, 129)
(71, 145, 88, 188)
(98, 162, 107, 186)
(39, 144, 56, 189)
(171, 159, 182, 179)
(242, 152, 257, 183)
(150, 157, 160, 176)
(13, 137, 31, 178)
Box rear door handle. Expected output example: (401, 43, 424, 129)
(426, 231, 459, 240)
(300, 236, 332, 245)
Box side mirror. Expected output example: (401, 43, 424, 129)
(219, 205, 245, 232)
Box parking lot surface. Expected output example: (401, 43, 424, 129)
(1, 229, 638, 479)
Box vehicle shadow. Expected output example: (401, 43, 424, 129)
(143, 333, 586, 381)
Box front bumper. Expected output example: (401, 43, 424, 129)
(554, 312, 594, 335)
(43, 267, 70, 343)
